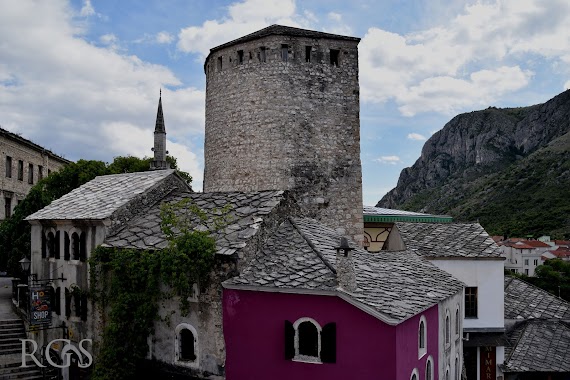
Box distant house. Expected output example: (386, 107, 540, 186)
(544, 247, 570, 261)
(502, 277, 570, 379)
(499, 239, 550, 276)
(1, 127, 70, 220)
(384, 222, 505, 380)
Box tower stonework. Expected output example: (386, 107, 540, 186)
(150, 91, 170, 170)
(203, 25, 363, 242)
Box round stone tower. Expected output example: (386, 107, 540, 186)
(203, 25, 363, 241)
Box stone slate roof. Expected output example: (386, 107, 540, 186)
(394, 222, 502, 258)
(504, 277, 570, 320)
(225, 218, 464, 325)
(503, 320, 570, 373)
(209, 24, 360, 53)
(104, 190, 286, 256)
(0, 126, 71, 164)
(363, 206, 440, 217)
(26, 170, 179, 221)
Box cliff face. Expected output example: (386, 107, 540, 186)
(377, 89, 570, 237)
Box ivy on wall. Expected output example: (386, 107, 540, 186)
(89, 198, 223, 380)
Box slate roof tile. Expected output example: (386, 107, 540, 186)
(224, 218, 463, 324)
(395, 222, 502, 258)
(504, 277, 570, 320)
(26, 170, 179, 221)
(103, 190, 286, 256)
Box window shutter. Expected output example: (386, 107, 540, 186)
(320, 323, 336, 363)
(55, 231, 60, 259)
(41, 233, 46, 258)
(64, 233, 70, 260)
(285, 320, 294, 360)
(80, 294, 88, 321)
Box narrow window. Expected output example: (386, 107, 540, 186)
(455, 357, 460, 380)
(28, 163, 34, 184)
(65, 288, 71, 318)
(41, 232, 47, 258)
(455, 308, 460, 335)
(281, 44, 288, 62)
(5, 156, 12, 178)
(445, 314, 450, 344)
(54, 231, 60, 259)
(17, 160, 23, 181)
(298, 321, 318, 356)
(237, 50, 244, 64)
(73, 288, 81, 317)
(249, 51, 252, 60)
(418, 316, 427, 358)
(180, 329, 196, 361)
(465, 287, 478, 318)
(426, 358, 433, 380)
(305, 46, 311, 62)
(534, 259, 538, 266)
(524, 259, 528, 265)
(217, 56, 223, 71)
(80, 232, 87, 262)
(260, 46, 266, 62)
(419, 321, 425, 349)
(55, 287, 61, 315)
(48, 169, 51, 176)
(47, 231, 55, 258)
(4, 197, 11, 218)
(38, 165, 43, 180)
(330, 49, 340, 66)
(525, 269, 529, 275)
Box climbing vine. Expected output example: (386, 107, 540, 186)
(89, 198, 226, 380)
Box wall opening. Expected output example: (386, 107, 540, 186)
(281, 44, 288, 62)
(330, 49, 340, 66)
(238, 50, 244, 64)
(217, 56, 223, 71)
(305, 46, 311, 62)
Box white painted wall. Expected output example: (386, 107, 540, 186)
(429, 259, 504, 330)
(437, 293, 463, 380)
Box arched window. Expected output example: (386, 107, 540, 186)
(410, 368, 419, 380)
(285, 318, 336, 363)
(455, 307, 460, 335)
(425, 356, 434, 380)
(418, 315, 427, 358)
(455, 356, 460, 380)
(64, 232, 70, 260)
(71, 232, 80, 260)
(47, 231, 55, 258)
(175, 323, 199, 368)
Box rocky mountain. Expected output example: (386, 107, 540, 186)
(377, 89, 570, 238)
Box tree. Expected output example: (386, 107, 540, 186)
(528, 259, 570, 301)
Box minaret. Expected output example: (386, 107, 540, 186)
(150, 89, 170, 170)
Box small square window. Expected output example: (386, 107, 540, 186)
(465, 287, 478, 318)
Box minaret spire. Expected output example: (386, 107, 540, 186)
(150, 89, 170, 170)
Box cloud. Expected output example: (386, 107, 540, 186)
(374, 156, 402, 165)
(328, 12, 342, 21)
(79, 0, 95, 17)
(359, 0, 570, 116)
(177, 0, 308, 57)
(0, 0, 204, 185)
(156, 31, 174, 44)
(407, 133, 426, 141)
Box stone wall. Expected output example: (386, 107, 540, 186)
(0, 129, 69, 220)
(203, 33, 363, 242)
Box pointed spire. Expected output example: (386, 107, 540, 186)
(155, 89, 165, 133)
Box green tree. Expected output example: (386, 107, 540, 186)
(528, 259, 570, 301)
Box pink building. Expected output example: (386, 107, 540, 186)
(223, 218, 463, 380)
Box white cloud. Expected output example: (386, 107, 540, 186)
(360, 0, 570, 116)
(565, 80, 570, 90)
(79, 0, 95, 17)
(156, 31, 174, 44)
(328, 12, 342, 21)
(0, 0, 204, 184)
(374, 156, 402, 165)
(407, 133, 426, 141)
(177, 0, 308, 57)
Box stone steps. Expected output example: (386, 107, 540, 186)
(0, 319, 26, 357)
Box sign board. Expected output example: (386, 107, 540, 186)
(480, 346, 496, 380)
(29, 286, 51, 326)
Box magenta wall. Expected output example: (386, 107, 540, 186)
(223, 289, 439, 380)
(396, 305, 439, 380)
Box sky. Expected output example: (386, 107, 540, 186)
(1, 0, 569, 206)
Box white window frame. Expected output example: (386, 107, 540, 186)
(410, 367, 419, 380)
(174, 323, 199, 368)
(418, 315, 427, 359)
(425, 356, 434, 380)
(293, 317, 322, 363)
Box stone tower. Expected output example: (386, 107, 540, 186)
(203, 25, 363, 241)
(150, 90, 170, 170)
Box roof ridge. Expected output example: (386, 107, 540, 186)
(288, 217, 336, 275)
(507, 276, 570, 306)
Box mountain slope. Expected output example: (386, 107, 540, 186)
(377, 90, 570, 238)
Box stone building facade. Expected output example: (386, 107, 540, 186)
(203, 25, 364, 243)
(0, 127, 70, 220)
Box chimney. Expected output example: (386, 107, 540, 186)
(335, 237, 357, 292)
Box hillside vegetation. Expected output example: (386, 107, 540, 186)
(377, 90, 570, 238)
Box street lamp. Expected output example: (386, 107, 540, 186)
(19, 256, 31, 284)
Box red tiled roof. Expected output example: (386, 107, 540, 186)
(506, 242, 535, 249)
(492, 236, 504, 242)
(548, 248, 570, 258)
(554, 240, 570, 246)
(524, 240, 550, 248)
